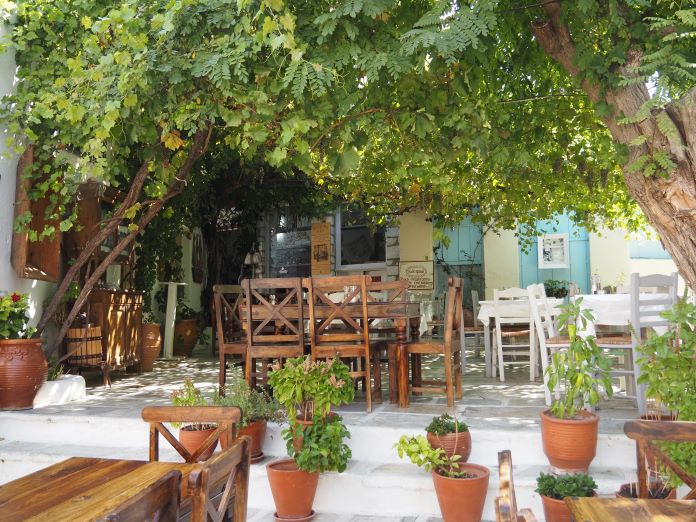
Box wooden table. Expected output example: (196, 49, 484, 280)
(565, 496, 696, 521)
(0, 457, 191, 521)
(246, 300, 422, 407)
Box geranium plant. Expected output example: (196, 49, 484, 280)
(0, 292, 37, 339)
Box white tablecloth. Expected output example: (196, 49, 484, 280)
(477, 298, 564, 326)
(572, 293, 670, 337)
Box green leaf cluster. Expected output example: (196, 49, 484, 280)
(394, 434, 470, 478)
(425, 412, 469, 435)
(213, 368, 283, 427)
(535, 472, 597, 500)
(283, 414, 352, 473)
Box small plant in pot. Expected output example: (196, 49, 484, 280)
(171, 378, 217, 461)
(541, 299, 613, 473)
(266, 356, 354, 521)
(0, 292, 47, 410)
(395, 435, 489, 522)
(535, 472, 596, 522)
(214, 368, 283, 463)
(141, 311, 161, 372)
(426, 413, 471, 463)
(174, 303, 199, 357)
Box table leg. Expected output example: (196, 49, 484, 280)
(484, 322, 492, 377)
(395, 319, 409, 408)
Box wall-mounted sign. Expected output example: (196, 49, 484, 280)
(398, 260, 434, 290)
(311, 221, 331, 275)
(538, 233, 569, 269)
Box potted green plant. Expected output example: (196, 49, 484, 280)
(214, 368, 283, 463)
(141, 311, 161, 371)
(0, 292, 47, 410)
(535, 472, 596, 522)
(171, 378, 217, 461)
(540, 299, 613, 473)
(266, 356, 354, 521)
(636, 297, 696, 487)
(395, 435, 489, 522)
(174, 303, 199, 357)
(426, 413, 471, 463)
(543, 280, 570, 299)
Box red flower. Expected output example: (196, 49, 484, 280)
(11, 293, 21, 303)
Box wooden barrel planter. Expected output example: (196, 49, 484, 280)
(141, 323, 161, 371)
(65, 326, 103, 368)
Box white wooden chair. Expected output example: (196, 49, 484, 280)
(492, 287, 534, 382)
(528, 283, 570, 406)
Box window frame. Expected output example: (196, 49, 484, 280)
(334, 209, 387, 271)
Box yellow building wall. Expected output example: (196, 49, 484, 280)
(399, 211, 433, 262)
(483, 229, 520, 299)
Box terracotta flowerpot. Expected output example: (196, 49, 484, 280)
(0, 339, 48, 410)
(431, 463, 489, 522)
(267, 458, 319, 521)
(616, 481, 676, 499)
(540, 495, 572, 522)
(427, 430, 472, 463)
(540, 410, 598, 473)
(292, 418, 314, 453)
(220, 420, 267, 463)
(141, 323, 161, 372)
(179, 425, 218, 461)
(174, 319, 198, 357)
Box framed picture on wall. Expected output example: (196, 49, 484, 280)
(538, 233, 569, 269)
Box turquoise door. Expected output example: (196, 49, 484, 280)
(519, 214, 590, 294)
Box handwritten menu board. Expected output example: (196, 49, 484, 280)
(311, 221, 331, 275)
(398, 261, 434, 290)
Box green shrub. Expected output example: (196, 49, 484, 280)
(535, 473, 596, 500)
(425, 413, 468, 435)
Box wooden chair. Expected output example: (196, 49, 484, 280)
(624, 419, 696, 499)
(528, 283, 570, 406)
(141, 406, 241, 463)
(99, 469, 181, 522)
(213, 285, 246, 394)
(495, 450, 537, 522)
(241, 277, 305, 388)
(389, 276, 463, 407)
(492, 288, 534, 382)
(305, 275, 378, 412)
(188, 436, 251, 522)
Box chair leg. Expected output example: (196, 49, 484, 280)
(444, 351, 454, 408)
(497, 334, 506, 382)
(454, 350, 462, 400)
(411, 354, 422, 396)
(365, 353, 372, 413)
(219, 353, 227, 395)
(388, 345, 397, 403)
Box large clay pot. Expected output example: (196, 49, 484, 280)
(540, 409, 598, 473)
(0, 339, 48, 410)
(220, 419, 267, 463)
(141, 323, 161, 372)
(427, 430, 472, 463)
(540, 495, 572, 522)
(174, 319, 198, 357)
(431, 463, 489, 522)
(179, 425, 218, 461)
(267, 458, 319, 521)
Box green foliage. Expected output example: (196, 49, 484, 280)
(268, 356, 354, 423)
(46, 356, 64, 381)
(425, 412, 468, 435)
(535, 472, 597, 500)
(283, 414, 352, 473)
(0, 292, 37, 339)
(213, 368, 283, 427)
(544, 280, 570, 299)
(170, 377, 212, 429)
(546, 299, 613, 419)
(637, 298, 696, 485)
(394, 434, 471, 478)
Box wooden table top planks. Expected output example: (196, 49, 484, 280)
(565, 496, 696, 522)
(0, 457, 192, 521)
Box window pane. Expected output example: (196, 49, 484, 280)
(269, 215, 311, 277)
(340, 209, 385, 266)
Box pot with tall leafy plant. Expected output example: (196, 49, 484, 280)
(636, 297, 696, 491)
(0, 292, 47, 410)
(266, 356, 354, 521)
(214, 368, 283, 463)
(540, 299, 613, 473)
(171, 378, 217, 461)
(535, 472, 597, 522)
(426, 413, 471, 463)
(395, 435, 489, 522)
(141, 311, 161, 372)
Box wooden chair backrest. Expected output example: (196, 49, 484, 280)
(304, 275, 370, 347)
(213, 285, 244, 347)
(241, 278, 304, 349)
(624, 420, 696, 499)
(629, 272, 678, 340)
(366, 279, 409, 302)
(443, 276, 463, 352)
(495, 450, 537, 522)
(188, 436, 251, 522)
(493, 287, 531, 325)
(141, 406, 241, 463)
(100, 469, 181, 522)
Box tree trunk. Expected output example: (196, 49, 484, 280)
(532, 2, 696, 290)
(45, 125, 212, 355)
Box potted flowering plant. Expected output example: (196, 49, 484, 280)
(395, 434, 489, 522)
(536, 472, 597, 522)
(541, 299, 613, 473)
(0, 292, 47, 410)
(171, 378, 217, 461)
(266, 356, 354, 521)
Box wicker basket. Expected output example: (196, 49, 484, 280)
(65, 326, 102, 367)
